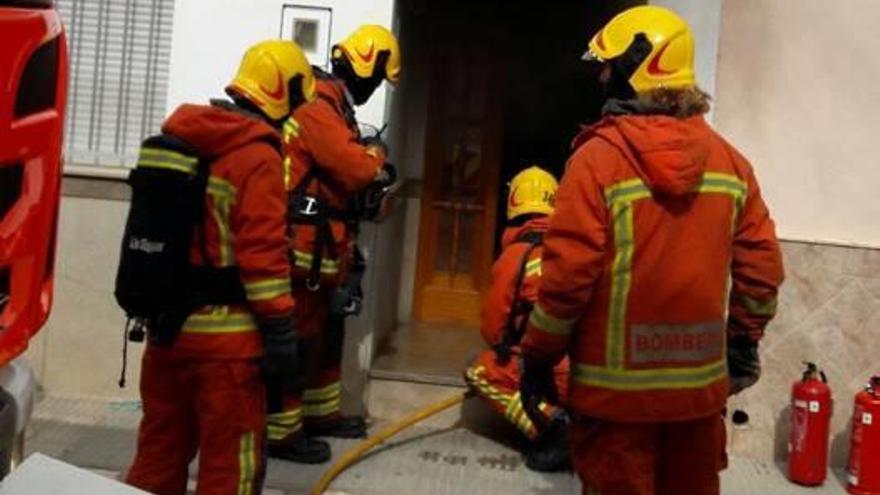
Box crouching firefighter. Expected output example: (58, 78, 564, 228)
(464, 166, 571, 472)
(115, 41, 316, 495)
(267, 24, 401, 464)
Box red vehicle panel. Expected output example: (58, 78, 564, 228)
(0, 1, 68, 366)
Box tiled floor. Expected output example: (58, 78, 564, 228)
(26, 394, 849, 495)
(371, 321, 484, 385)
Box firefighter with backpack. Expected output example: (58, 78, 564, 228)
(464, 166, 571, 472)
(267, 25, 401, 464)
(118, 41, 316, 495)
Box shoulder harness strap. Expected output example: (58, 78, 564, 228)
(493, 232, 543, 363)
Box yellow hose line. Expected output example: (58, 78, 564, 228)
(309, 391, 472, 495)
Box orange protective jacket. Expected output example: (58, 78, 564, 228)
(521, 114, 784, 422)
(283, 73, 385, 286)
(159, 103, 294, 359)
(481, 218, 549, 348)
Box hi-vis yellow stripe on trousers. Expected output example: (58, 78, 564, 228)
(237, 431, 257, 495)
(576, 173, 744, 391)
(243, 277, 291, 302)
(303, 382, 342, 417)
(268, 408, 303, 441)
(465, 365, 542, 439)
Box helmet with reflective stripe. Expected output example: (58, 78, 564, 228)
(585, 6, 695, 94)
(332, 25, 401, 85)
(508, 166, 558, 220)
(227, 40, 317, 121)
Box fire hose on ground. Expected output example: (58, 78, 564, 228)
(309, 390, 474, 495)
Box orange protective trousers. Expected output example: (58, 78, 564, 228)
(267, 285, 344, 443)
(570, 414, 726, 495)
(126, 347, 266, 495)
(465, 349, 569, 441)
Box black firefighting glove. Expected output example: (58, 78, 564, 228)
(520, 355, 559, 433)
(727, 336, 761, 396)
(259, 315, 301, 393)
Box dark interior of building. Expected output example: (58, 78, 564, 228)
(372, 0, 643, 382)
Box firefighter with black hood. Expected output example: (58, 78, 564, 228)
(267, 25, 401, 463)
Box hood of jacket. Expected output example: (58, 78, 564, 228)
(161, 102, 279, 159)
(587, 114, 713, 196)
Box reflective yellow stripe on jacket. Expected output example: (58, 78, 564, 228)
(136, 147, 198, 174)
(571, 172, 743, 391)
(525, 258, 542, 278)
(207, 177, 237, 267)
(182, 306, 257, 334)
(733, 292, 778, 316)
(573, 359, 728, 391)
(528, 304, 576, 337)
(243, 277, 291, 302)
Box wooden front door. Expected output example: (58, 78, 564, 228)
(413, 27, 503, 324)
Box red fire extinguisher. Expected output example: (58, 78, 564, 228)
(789, 362, 833, 486)
(847, 375, 880, 495)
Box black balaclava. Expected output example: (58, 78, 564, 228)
(331, 51, 390, 106)
(596, 32, 654, 103)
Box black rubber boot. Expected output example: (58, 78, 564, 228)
(525, 420, 571, 473)
(305, 416, 368, 439)
(268, 435, 331, 464)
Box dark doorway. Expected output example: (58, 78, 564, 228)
(494, 1, 644, 251)
(375, 0, 644, 383)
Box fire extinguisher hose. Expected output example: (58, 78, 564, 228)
(309, 390, 473, 495)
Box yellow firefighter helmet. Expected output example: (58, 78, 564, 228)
(508, 166, 558, 220)
(227, 40, 317, 121)
(585, 6, 695, 93)
(332, 24, 401, 85)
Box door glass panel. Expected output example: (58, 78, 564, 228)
(455, 211, 476, 276)
(433, 209, 454, 274)
(438, 127, 482, 203)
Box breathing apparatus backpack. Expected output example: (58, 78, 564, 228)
(114, 134, 246, 353)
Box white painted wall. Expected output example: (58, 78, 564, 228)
(25, 197, 143, 402)
(651, 0, 723, 119)
(165, 0, 395, 128)
(714, 0, 880, 247)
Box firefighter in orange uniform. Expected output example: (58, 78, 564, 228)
(518, 7, 784, 495)
(267, 25, 401, 463)
(125, 41, 315, 495)
(465, 166, 571, 472)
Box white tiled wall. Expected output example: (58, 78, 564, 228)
(729, 242, 880, 466)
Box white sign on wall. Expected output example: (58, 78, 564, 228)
(281, 4, 334, 70)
